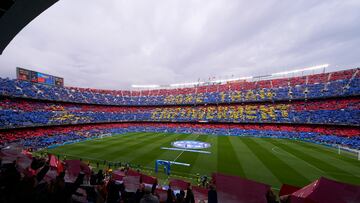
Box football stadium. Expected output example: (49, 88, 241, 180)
(1, 1, 360, 203)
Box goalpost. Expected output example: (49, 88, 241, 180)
(337, 145, 360, 160)
(98, 133, 112, 139)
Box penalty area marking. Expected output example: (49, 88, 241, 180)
(161, 147, 211, 154)
(157, 159, 190, 167)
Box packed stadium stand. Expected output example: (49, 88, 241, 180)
(1, 68, 359, 105)
(1, 67, 360, 203)
(0, 68, 359, 149)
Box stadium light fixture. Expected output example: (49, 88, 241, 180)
(211, 76, 253, 83)
(170, 76, 254, 86)
(272, 64, 329, 76)
(170, 82, 205, 87)
(131, 84, 160, 88)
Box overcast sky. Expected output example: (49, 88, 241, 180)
(0, 0, 359, 89)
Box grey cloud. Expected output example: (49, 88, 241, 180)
(0, 0, 359, 89)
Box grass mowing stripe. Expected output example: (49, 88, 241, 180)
(89, 133, 170, 160)
(242, 138, 309, 187)
(217, 136, 246, 178)
(269, 139, 360, 185)
(131, 133, 190, 164)
(78, 132, 146, 145)
(286, 140, 360, 174)
(190, 134, 218, 176)
(229, 137, 281, 187)
(185, 135, 211, 174)
(255, 138, 324, 182)
(51, 132, 163, 158)
(131, 133, 194, 166)
(48, 132, 160, 162)
(296, 141, 360, 168)
(93, 133, 176, 161)
(44, 134, 360, 189)
(49, 132, 151, 156)
(50, 133, 146, 149)
(81, 132, 164, 157)
(175, 135, 209, 174)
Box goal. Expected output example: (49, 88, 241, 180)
(98, 133, 112, 139)
(338, 145, 360, 160)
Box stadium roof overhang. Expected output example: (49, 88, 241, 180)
(0, 0, 58, 55)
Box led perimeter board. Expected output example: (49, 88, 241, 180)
(16, 67, 64, 86)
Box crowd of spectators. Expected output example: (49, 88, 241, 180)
(0, 68, 359, 151)
(0, 68, 359, 106)
(1, 97, 359, 129)
(2, 149, 357, 203)
(0, 152, 219, 203)
(0, 123, 359, 150)
(0, 69, 359, 202)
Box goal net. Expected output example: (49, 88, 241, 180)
(338, 145, 360, 160)
(98, 133, 112, 139)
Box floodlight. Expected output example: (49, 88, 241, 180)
(210, 76, 253, 83)
(170, 82, 204, 87)
(131, 84, 160, 88)
(272, 64, 329, 76)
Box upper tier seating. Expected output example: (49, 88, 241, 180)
(0, 68, 359, 106)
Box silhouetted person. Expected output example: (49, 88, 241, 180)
(185, 187, 195, 203)
(96, 169, 104, 184)
(208, 185, 218, 203)
(166, 188, 175, 203)
(140, 185, 159, 203)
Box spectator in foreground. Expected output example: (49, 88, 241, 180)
(106, 179, 122, 203)
(140, 185, 159, 203)
(175, 190, 185, 203)
(266, 189, 279, 203)
(166, 188, 175, 203)
(185, 187, 195, 203)
(208, 185, 217, 203)
(96, 169, 104, 184)
(151, 180, 157, 194)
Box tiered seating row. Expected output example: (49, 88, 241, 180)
(0, 68, 358, 106)
(1, 97, 359, 129)
(0, 123, 358, 149)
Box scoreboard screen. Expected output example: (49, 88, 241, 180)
(16, 67, 64, 87)
(37, 72, 54, 85)
(54, 77, 64, 86)
(30, 71, 38, 83)
(17, 67, 31, 81)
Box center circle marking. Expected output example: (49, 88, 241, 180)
(172, 140, 211, 149)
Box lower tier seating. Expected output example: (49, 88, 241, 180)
(0, 123, 359, 149)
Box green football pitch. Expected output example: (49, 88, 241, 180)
(45, 132, 360, 189)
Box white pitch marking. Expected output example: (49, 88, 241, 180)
(161, 147, 211, 154)
(174, 150, 185, 162)
(271, 146, 287, 156)
(157, 159, 190, 166)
